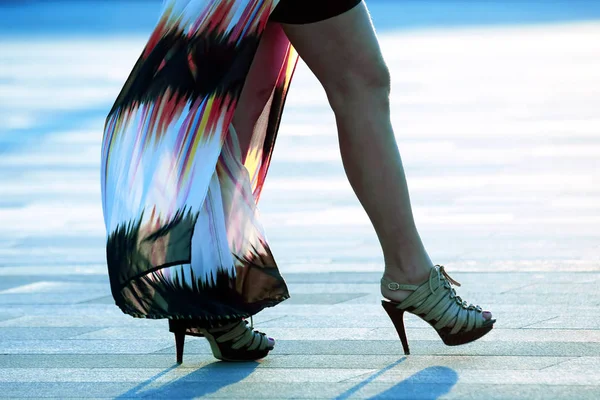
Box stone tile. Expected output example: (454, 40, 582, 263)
(445, 385, 600, 400)
(155, 339, 600, 357)
(0, 327, 99, 340)
(253, 310, 556, 330)
(0, 367, 373, 384)
(0, 276, 41, 291)
(532, 315, 600, 330)
(286, 283, 376, 294)
(255, 314, 393, 329)
(0, 292, 112, 305)
(0, 313, 162, 328)
(78, 296, 116, 305)
(0, 340, 173, 355)
(72, 327, 176, 340)
(1, 382, 595, 400)
(285, 293, 370, 305)
(4, 382, 585, 400)
(503, 282, 598, 295)
(0, 355, 200, 369)
(368, 328, 600, 343)
(542, 356, 600, 373)
(285, 280, 535, 295)
(0, 383, 137, 399)
(0, 311, 23, 323)
(345, 368, 600, 386)
(264, 355, 566, 371)
(0, 281, 106, 294)
(0, 265, 107, 277)
(279, 272, 599, 285)
(0, 354, 567, 371)
(145, 325, 600, 344)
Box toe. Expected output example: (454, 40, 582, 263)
(482, 311, 493, 321)
(267, 337, 275, 349)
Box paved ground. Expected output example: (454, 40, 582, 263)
(1, 2, 600, 399)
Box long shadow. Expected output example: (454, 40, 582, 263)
(115, 361, 258, 399)
(336, 359, 458, 400)
(370, 366, 459, 400)
(336, 358, 407, 400)
(115, 358, 457, 399)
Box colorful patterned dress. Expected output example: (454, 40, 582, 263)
(101, 0, 297, 326)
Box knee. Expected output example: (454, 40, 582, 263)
(323, 57, 391, 110)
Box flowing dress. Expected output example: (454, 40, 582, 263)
(101, 0, 297, 326)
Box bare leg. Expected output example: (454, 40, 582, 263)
(281, 3, 490, 319)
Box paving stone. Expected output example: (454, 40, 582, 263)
(0, 313, 162, 328)
(0, 311, 23, 323)
(208, 383, 600, 400)
(346, 368, 600, 386)
(0, 265, 107, 277)
(0, 355, 200, 369)
(542, 356, 600, 373)
(0, 281, 106, 294)
(0, 327, 100, 340)
(78, 296, 116, 305)
(263, 327, 600, 343)
(0, 367, 373, 383)
(1, 382, 598, 399)
(155, 339, 600, 357)
(0, 293, 110, 306)
(262, 355, 567, 371)
(532, 315, 600, 330)
(279, 271, 600, 285)
(0, 340, 173, 355)
(0, 383, 138, 399)
(252, 311, 555, 330)
(0, 354, 568, 371)
(285, 293, 371, 305)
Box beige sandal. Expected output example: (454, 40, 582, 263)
(170, 318, 274, 363)
(381, 265, 495, 355)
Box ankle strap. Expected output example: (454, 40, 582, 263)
(381, 277, 419, 291)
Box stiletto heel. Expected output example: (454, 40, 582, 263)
(381, 301, 410, 355)
(382, 265, 495, 354)
(174, 331, 185, 364)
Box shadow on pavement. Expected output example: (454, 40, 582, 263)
(113, 357, 457, 399)
(336, 358, 458, 400)
(114, 361, 258, 399)
(369, 366, 459, 400)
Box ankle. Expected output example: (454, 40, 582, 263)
(382, 244, 434, 280)
(383, 263, 433, 285)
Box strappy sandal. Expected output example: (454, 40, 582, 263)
(381, 265, 495, 355)
(170, 318, 274, 363)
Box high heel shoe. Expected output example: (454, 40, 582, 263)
(170, 318, 274, 363)
(381, 265, 495, 355)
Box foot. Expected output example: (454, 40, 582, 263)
(381, 265, 493, 322)
(204, 320, 275, 361)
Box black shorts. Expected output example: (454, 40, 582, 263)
(270, 0, 363, 25)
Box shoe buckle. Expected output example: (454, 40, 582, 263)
(388, 282, 401, 291)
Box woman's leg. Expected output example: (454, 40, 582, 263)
(281, 2, 490, 318)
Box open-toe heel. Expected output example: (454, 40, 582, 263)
(169, 318, 274, 363)
(382, 265, 495, 355)
(199, 319, 274, 362)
